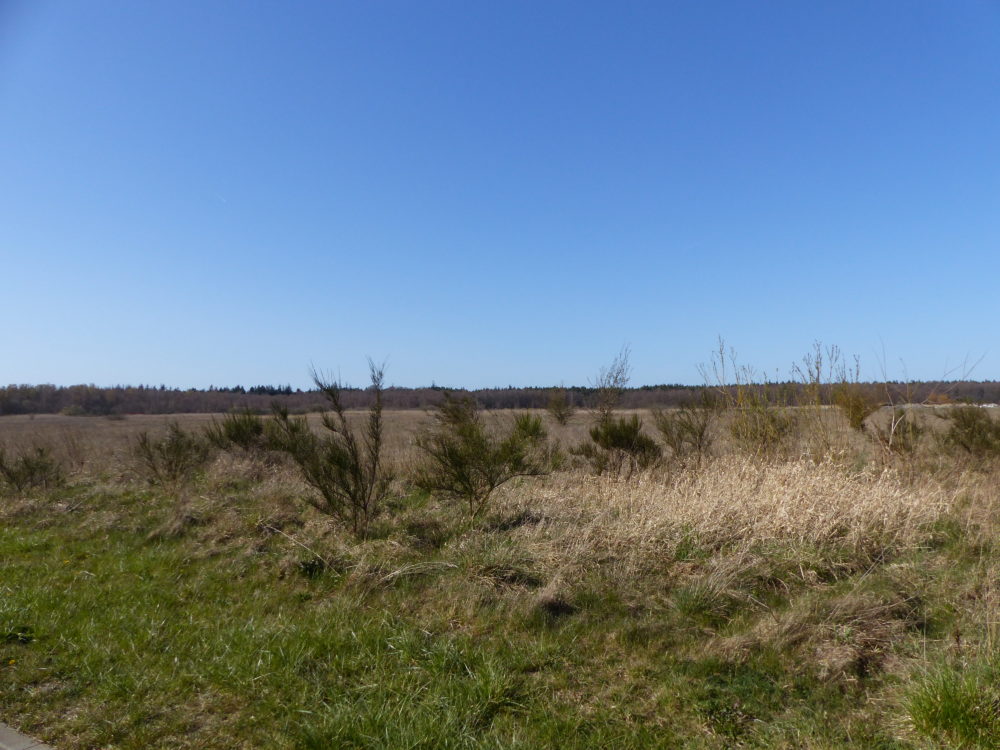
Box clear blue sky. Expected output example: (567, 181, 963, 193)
(2, 1, 998, 389)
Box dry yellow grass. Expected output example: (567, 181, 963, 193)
(494, 457, 953, 580)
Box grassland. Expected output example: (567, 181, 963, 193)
(2, 407, 1000, 748)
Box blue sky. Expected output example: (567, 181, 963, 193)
(2, 1, 998, 389)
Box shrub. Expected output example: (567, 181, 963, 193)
(728, 392, 795, 457)
(270, 361, 391, 537)
(204, 409, 269, 452)
(833, 385, 879, 433)
(833, 382, 880, 432)
(416, 394, 551, 515)
(574, 414, 661, 476)
(0, 445, 64, 493)
(135, 423, 212, 486)
(702, 340, 795, 457)
(545, 387, 576, 426)
(790, 343, 876, 457)
(652, 395, 715, 463)
(593, 346, 631, 423)
(940, 405, 1000, 459)
(573, 348, 661, 476)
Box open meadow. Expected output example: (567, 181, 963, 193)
(3, 400, 1000, 748)
(7, 2, 998, 747)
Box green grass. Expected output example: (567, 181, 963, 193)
(906, 659, 1000, 749)
(2, 523, 533, 748)
(2, 466, 999, 749)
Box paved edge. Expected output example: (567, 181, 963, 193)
(0, 722, 54, 750)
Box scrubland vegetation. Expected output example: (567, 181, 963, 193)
(3, 347, 1000, 748)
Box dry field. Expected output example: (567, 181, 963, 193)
(0, 405, 891, 465)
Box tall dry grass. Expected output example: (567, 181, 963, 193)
(495, 457, 953, 579)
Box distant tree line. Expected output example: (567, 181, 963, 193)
(2, 380, 1000, 417)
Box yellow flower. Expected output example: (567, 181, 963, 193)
(8, 659, 15, 665)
